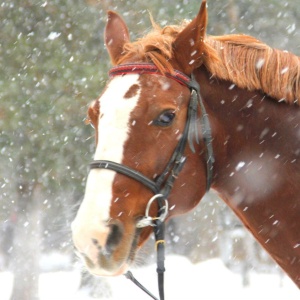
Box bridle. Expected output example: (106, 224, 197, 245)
(89, 63, 214, 300)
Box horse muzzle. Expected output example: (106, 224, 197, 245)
(71, 218, 134, 276)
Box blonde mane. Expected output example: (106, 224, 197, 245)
(118, 22, 300, 105)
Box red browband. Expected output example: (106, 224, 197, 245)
(108, 63, 191, 88)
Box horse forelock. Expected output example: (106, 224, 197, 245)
(116, 20, 300, 105)
(116, 23, 187, 74)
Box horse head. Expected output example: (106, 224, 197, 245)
(72, 1, 212, 276)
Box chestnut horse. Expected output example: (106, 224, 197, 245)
(72, 0, 300, 291)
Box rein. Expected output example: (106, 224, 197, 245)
(89, 63, 214, 300)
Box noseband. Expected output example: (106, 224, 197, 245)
(89, 63, 214, 300)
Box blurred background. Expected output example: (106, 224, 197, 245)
(0, 0, 299, 299)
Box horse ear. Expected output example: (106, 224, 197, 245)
(173, 0, 208, 74)
(105, 11, 130, 65)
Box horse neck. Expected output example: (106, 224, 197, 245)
(195, 67, 300, 287)
(196, 66, 299, 195)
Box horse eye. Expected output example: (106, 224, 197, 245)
(154, 110, 176, 127)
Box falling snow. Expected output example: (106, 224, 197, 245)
(235, 161, 246, 171)
(47, 32, 61, 40)
(1, 0, 300, 298)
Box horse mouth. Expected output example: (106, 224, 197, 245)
(80, 227, 141, 277)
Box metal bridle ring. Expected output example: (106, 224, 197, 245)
(136, 194, 168, 228)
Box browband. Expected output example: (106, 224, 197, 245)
(109, 63, 191, 88)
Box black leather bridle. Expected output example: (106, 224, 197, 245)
(89, 63, 214, 300)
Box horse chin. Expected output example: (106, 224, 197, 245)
(87, 261, 130, 277)
(81, 247, 132, 277)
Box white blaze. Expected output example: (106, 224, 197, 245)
(72, 75, 140, 243)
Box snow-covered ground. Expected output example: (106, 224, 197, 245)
(1, 255, 299, 299)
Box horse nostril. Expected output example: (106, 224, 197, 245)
(106, 222, 124, 252)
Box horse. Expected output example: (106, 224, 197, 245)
(72, 0, 300, 292)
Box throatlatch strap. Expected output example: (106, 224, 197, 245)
(189, 73, 215, 191)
